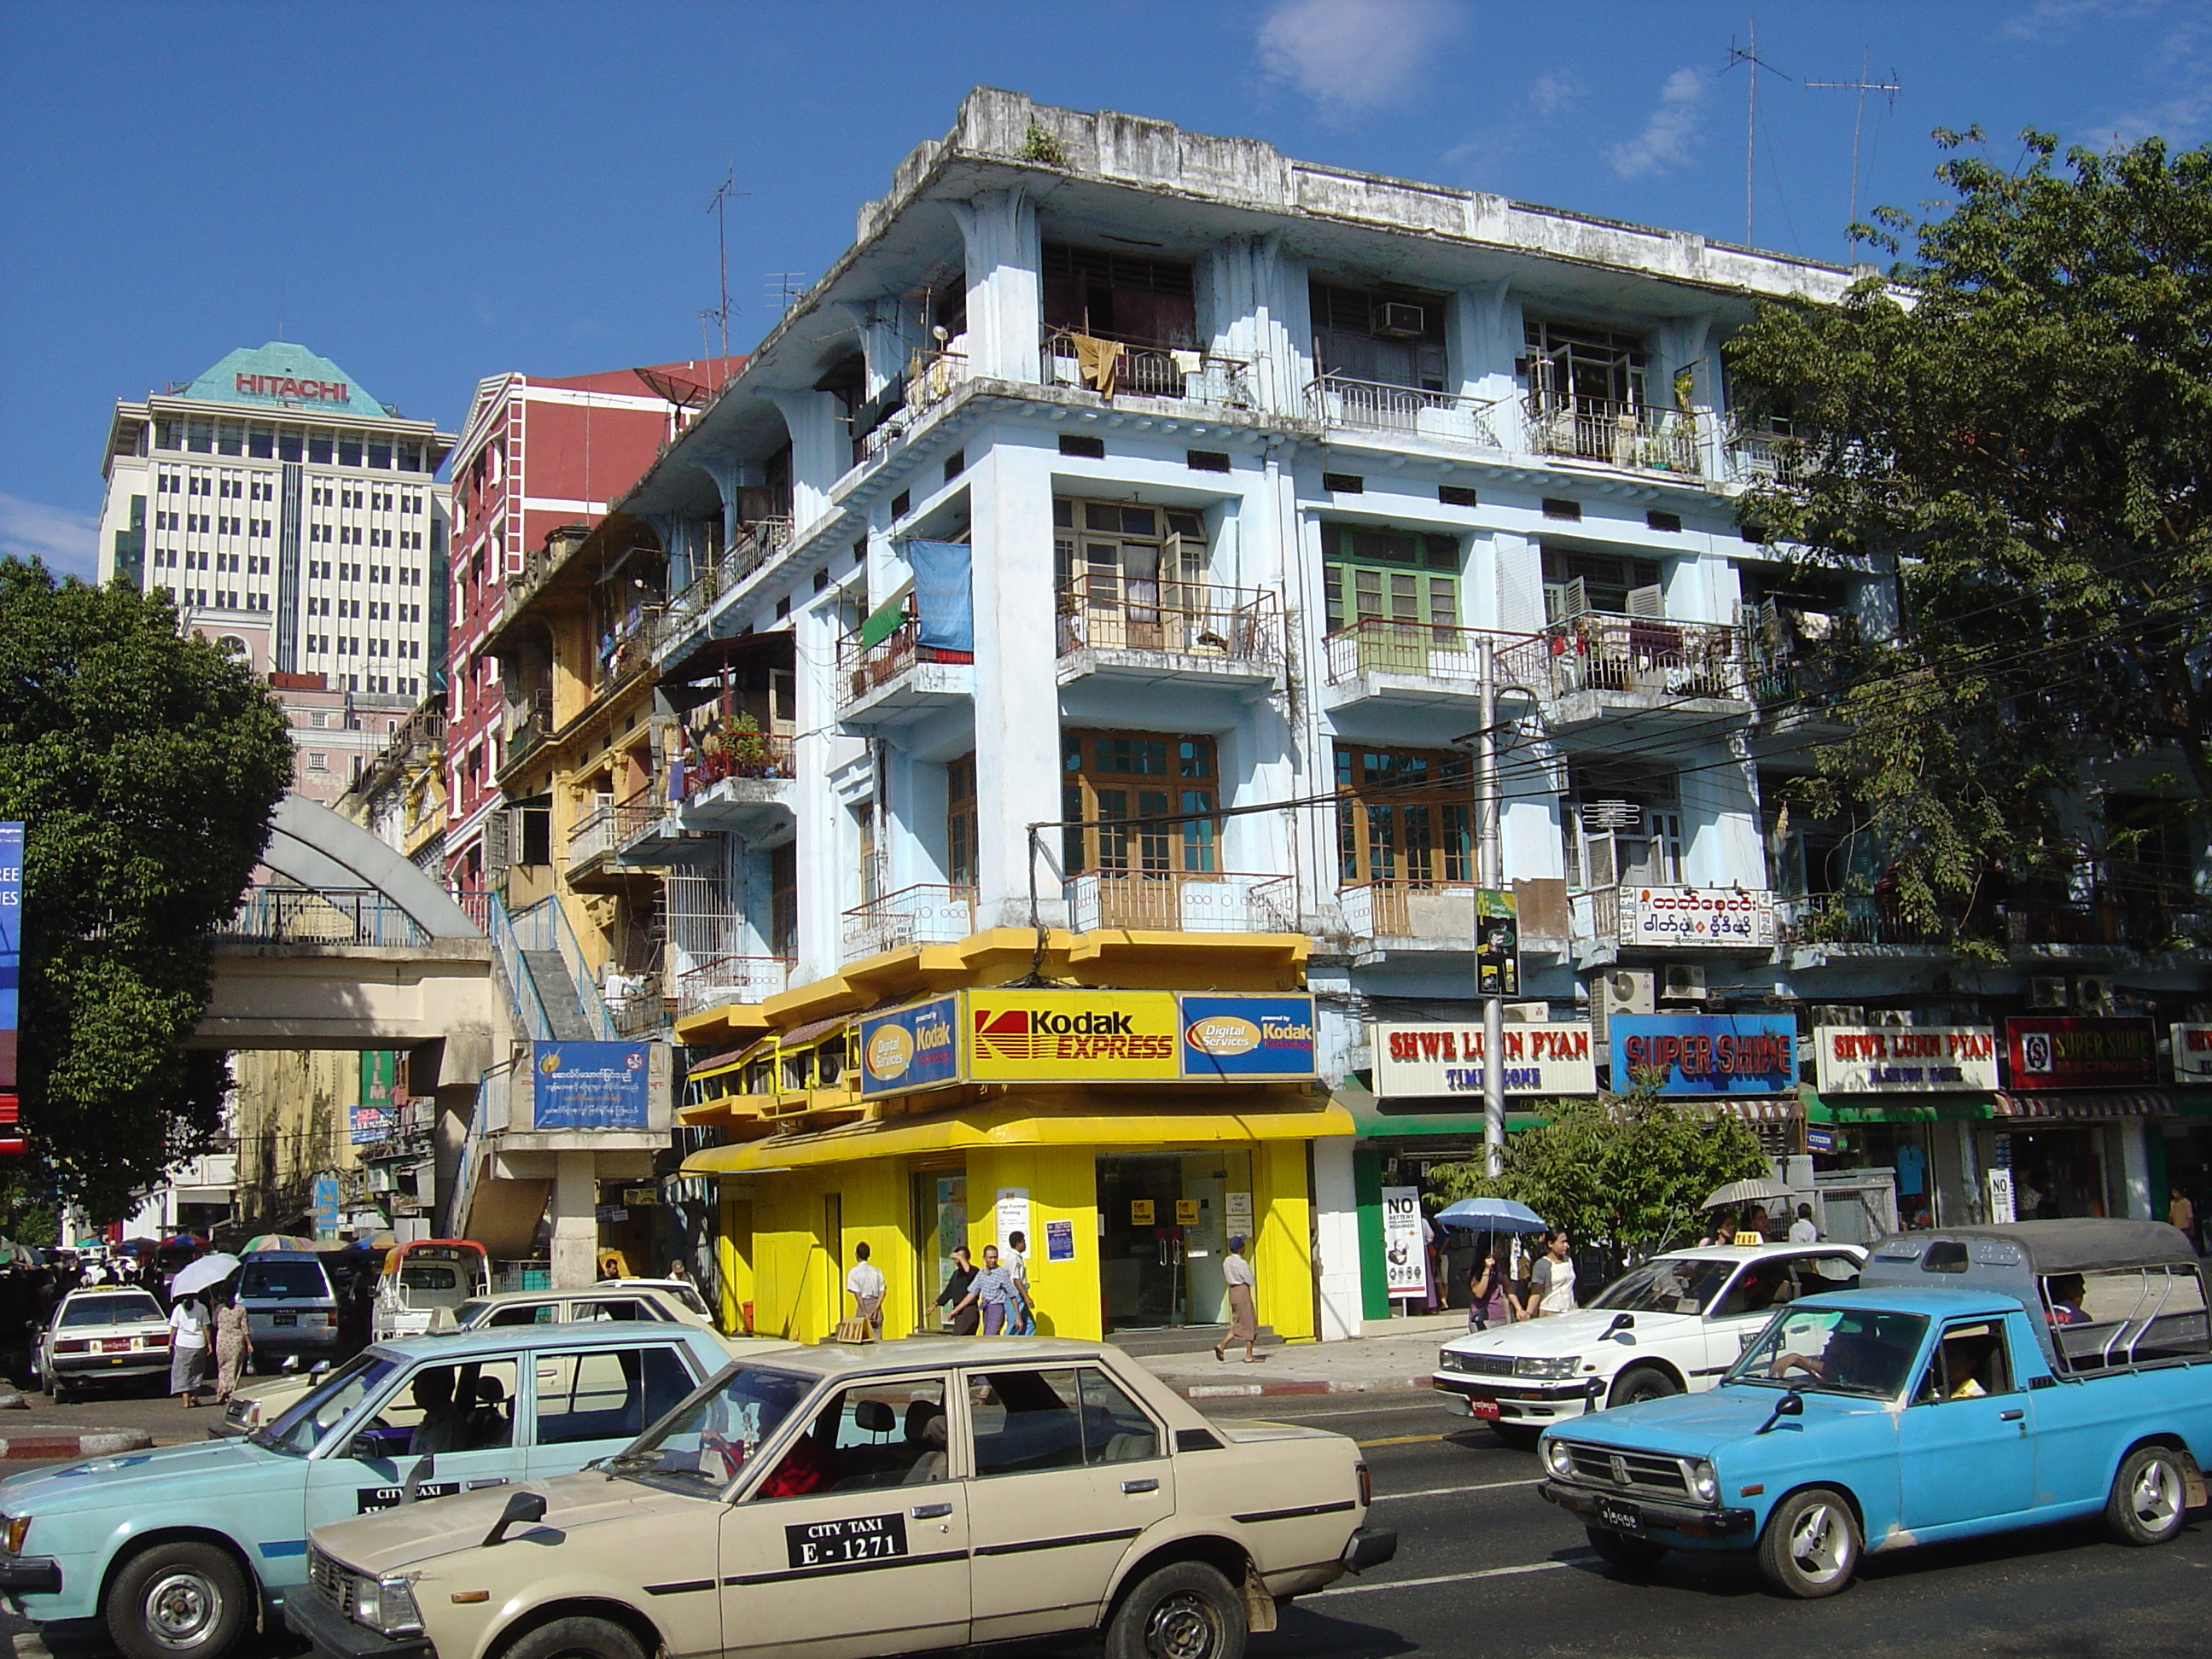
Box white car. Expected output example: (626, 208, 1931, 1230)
(1434, 1243, 1866, 1441)
(38, 1288, 172, 1400)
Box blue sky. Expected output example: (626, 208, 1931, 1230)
(4, 0, 2207, 578)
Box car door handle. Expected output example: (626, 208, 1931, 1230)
(1999, 1408, 2024, 1422)
(910, 1503, 952, 1519)
(1121, 1478, 1160, 1494)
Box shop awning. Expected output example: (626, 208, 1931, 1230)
(681, 1099, 1356, 1175)
(1798, 1086, 1995, 1124)
(1992, 1091, 2180, 1121)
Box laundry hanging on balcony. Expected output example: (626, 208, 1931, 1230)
(907, 540, 975, 658)
(1069, 333, 1124, 397)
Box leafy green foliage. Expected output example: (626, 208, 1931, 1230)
(1726, 131, 2212, 944)
(1432, 1074, 1768, 1260)
(0, 559, 294, 1217)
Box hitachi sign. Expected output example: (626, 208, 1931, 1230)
(235, 373, 349, 402)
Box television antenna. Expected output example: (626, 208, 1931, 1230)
(1806, 48, 1901, 253)
(765, 273, 809, 317)
(1724, 16, 1792, 247)
(703, 163, 748, 359)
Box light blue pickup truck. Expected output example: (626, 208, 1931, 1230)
(0, 1321, 760, 1659)
(1536, 1220, 2212, 1597)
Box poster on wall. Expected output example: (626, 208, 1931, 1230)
(858, 997, 960, 1098)
(532, 1041, 652, 1128)
(2172, 1024, 2212, 1084)
(1371, 1022, 1596, 1097)
(2003, 1016, 2158, 1089)
(1610, 1014, 1797, 1097)
(1813, 1027, 1999, 1094)
(1381, 1186, 1429, 1299)
(994, 1187, 1030, 1249)
(1045, 1218, 1075, 1261)
(1476, 888, 1520, 997)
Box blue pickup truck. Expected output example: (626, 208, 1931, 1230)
(1536, 1219, 2212, 1597)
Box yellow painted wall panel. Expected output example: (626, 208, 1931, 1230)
(963, 1144, 1103, 1341)
(1253, 1139, 1316, 1342)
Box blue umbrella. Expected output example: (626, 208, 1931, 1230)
(1434, 1196, 1547, 1233)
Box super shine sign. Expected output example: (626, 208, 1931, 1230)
(1371, 1022, 1597, 1098)
(1814, 1026, 2000, 1094)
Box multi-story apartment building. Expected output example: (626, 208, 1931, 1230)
(463, 94, 2209, 1338)
(98, 341, 456, 696)
(443, 359, 742, 894)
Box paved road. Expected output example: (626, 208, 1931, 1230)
(2, 1391, 2204, 1658)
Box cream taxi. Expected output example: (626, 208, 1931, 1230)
(288, 1337, 1394, 1659)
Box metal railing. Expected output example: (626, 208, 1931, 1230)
(1725, 419, 1811, 484)
(679, 728, 796, 798)
(567, 805, 617, 865)
(1043, 330, 1254, 405)
(486, 891, 556, 1043)
(1778, 894, 1950, 948)
(1522, 391, 1705, 476)
(1306, 375, 1503, 447)
(837, 618, 972, 709)
(504, 689, 553, 760)
(674, 954, 795, 1015)
(221, 886, 432, 948)
(1338, 880, 1484, 942)
(1065, 870, 1298, 934)
(1540, 614, 1743, 701)
(658, 518, 793, 649)
(504, 895, 618, 1040)
(1322, 618, 1550, 690)
(841, 883, 976, 961)
(1056, 579, 1281, 667)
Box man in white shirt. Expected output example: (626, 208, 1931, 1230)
(1003, 1231, 1033, 1336)
(1788, 1203, 1819, 1244)
(844, 1241, 887, 1336)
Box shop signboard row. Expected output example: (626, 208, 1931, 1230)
(1816, 1016, 2187, 1093)
(1813, 1027, 2000, 1095)
(859, 990, 1318, 1097)
(2175, 1024, 2212, 1084)
(1371, 1022, 1597, 1097)
(1612, 1014, 1797, 1097)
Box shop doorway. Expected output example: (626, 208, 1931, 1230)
(912, 1167, 969, 1332)
(2003, 1128, 2110, 1219)
(1097, 1152, 1252, 1331)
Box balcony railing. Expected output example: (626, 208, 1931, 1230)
(1522, 391, 1705, 476)
(505, 689, 553, 759)
(1043, 330, 1254, 405)
(837, 617, 972, 709)
(1322, 618, 1550, 690)
(658, 518, 793, 646)
(1778, 894, 1951, 948)
(1056, 579, 1281, 668)
(569, 802, 661, 867)
(679, 727, 796, 798)
(1065, 870, 1298, 934)
(1339, 880, 1483, 943)
(222, 886, 431, 948)
(1726, 419, 1811, 484)
(841, 882, 976, 961)
(1306, 375, 1503, 448)
(1541, 614, 1743, 701)
(674, 953, 795, 1016)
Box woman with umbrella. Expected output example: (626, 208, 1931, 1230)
(1434, 1198, 1547, 1331)
(167, 1253, 241, 1407)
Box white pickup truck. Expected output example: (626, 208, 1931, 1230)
(1435, 1243, 1866, 1442)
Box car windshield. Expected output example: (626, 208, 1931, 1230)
(1589, 1256, 1738, 1315)
(257, 1353, 399, 1455)
(60, 1293, 164, 1327)
(661, 1284, 709, 1317)
(1728, 1307, 1930, 1399)
(241, 1262, 329, 1300)
(602, 1366, 817, 1492)
(452, 1300, 492, 1326)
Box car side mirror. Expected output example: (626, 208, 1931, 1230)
(482, 1489, 547, 1547)
(1755, 1388, 1805, 1435)
(1602, 1313, 1635, 1338)
(310, 1361, 332, 1377)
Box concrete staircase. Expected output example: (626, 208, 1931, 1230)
(521, 950, 596, 1040)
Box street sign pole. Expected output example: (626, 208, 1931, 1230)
(1476, 643, 1505, 1179)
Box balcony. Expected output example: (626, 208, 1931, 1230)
(1041, 330, 1255, 409)
(1338, 880, 1485, 958)
(1726, 419, 1811, 485)
(1306, 375, 1503, 450)
(1066, 870, 1297, 934)
(1056, 579, 1282, 691)
(675, 953, 794, 1016)
(854, 352, 970, 464)
(1534, 614, 1747, 735)
(1574, 883, 1779, 958)
(841, 882, 976, 962)
(1320, 619, 1549, 712)
(2001, 894, 2212, 959)
(1522, 392, 1705, 478)
(837, 617, 974, 728)
(672, 731, 798, 848)
(613, 790, 701, 865)
(504, 689, 553, 767)
(1776, 894, 1956, 966)
(656, 518, 792, 659)
(568, 800, 661, 881)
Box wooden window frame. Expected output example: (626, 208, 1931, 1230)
(1061, 730, 1220, 876)
(1332, 744, 1473, 888)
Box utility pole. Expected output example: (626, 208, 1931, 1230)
(1725, 18, 1792, 246)
(1476, 638, 1505, 1179)
(1806, 49, 1901, 253)
(703, 163, 747, 359)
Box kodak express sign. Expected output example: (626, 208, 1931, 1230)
(963, 990, 1314, 1084)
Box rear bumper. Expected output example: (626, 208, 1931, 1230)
(282, 1584, 435, 1659)
(1538, 1479, 1755, 1542)
(49, 1355, 170, 1379)
(1341, 1528, 1398, 1574)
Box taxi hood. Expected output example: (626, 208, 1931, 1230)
(0, 1436, 280, 1510)
(306, 1469, 672, 1576)
(1441, 1306, 1671, 1358)
(1545, 1380, 1889, 1460)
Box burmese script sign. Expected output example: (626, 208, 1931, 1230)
(1813, 1026, 2000, 1095)
(1619, 886, 1776, 949)
(1371, 1022, 1597, 1097)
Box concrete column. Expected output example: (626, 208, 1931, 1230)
(766, 392, 849, 538)
(1313, 1137, 1363, 1342)
(947, 189, 1040, 384)
(550, 1150, 598, 1289)
(838, 299, 911, 403)
(790, 602, 846, 984)
(2120, 1122, 2155, 1220)
(1204, 236, 1304, 417)
(431, 1086, 474, 1237)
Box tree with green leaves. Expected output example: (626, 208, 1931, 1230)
(1432, 1078, 1768, 1267)
(0, 559, 294, 1219)
(1724, 131, 2212, 948)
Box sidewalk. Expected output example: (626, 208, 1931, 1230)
(1136, 1318, 1459, 1400)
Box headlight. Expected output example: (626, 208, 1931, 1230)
(1544, 1439, 1575, 1477)
(1437, 1351, 1466, 1373)
(353, 1575, 423, 1636)
(3, 1514, 31, 1553)
(1514, 1355, 1580, 1380)
(1689, 1460, 1719, 1505)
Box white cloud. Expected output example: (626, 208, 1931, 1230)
(1256, 0, 1461, 114)
(0, 491, 100, 580)
(1527, 72, 1584, 119)
(2001, 0, 2163, 44)
(1605, 67, 1710, 179)
(1443, 71, 1584, 178)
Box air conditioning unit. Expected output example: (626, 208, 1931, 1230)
(1811, 1004, 1866, 1029)
(1661, 963, 1708, 1003)
(1591, 969, 1654, 1044)
(1372, 301, 1427, 339)
(2029, 976, 2070, 1010)
(1868, 1009, 1913, 1027)
(2075, 975, 2117, 1013)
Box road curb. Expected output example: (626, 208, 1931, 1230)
(1168, 1376, 1435, 1400)
(0, 1429, 154, 1460)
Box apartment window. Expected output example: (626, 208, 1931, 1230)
(1541, 548, 1662, 620)
(1041, 243, 1197, 346)
(1052, 497, 1208, 601)
(306, 752, 329, 772)
(1320, 523, 1458, 633)
(854, 802, 882, 905)
(1561, 760, 1681, 890)
(1440, 484, 1480, 508)
(1059, 434, 1105, 459)
(1310, 280, 1448, 391)
(947, 754, 978, 890)
(1185, 449, 1230, 474)
(770, 844, 798, 959)
(1061, 731, 1217, 876)
(1334, 745, 1470, 888)
(1522, 317, 1649, 410)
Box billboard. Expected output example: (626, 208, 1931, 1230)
(532, 1041, 653, 1128)
(1813, 1026, 2000, 1095)
(1619, 886, 1776, 949)
(2004, 1016, 2157, 1090)
(961, 991, 1318, 1086)
(1611, 1014, 1798, 1097)
(1371, 1022, 1597, 1097)
(858, 996, 960, 1098)
(0, 821, 19, 1097)
(1179, 996, 1317, 1080)
(352, 1051, 399, 1144)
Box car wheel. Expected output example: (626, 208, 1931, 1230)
(1606, 1366, 1681, 1410)
(501, 1615, 648, 1659)
(2104, 1444, 2190, 1546)
(1584, 1526, 1668, 1571)
(104, 1540, 251, 1659)
(1755, 1487, 1860, 1599)
(1104, 1561, 1247, 1659)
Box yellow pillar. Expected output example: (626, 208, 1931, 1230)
(968, 1144, 1103, 1341)
(1253, 1139, 1316, 1342)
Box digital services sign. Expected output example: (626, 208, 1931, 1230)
(858, 996, 960, 1098)
(1611, 1014, 1798, 1097)
(1179, 996, 1317, 1080)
